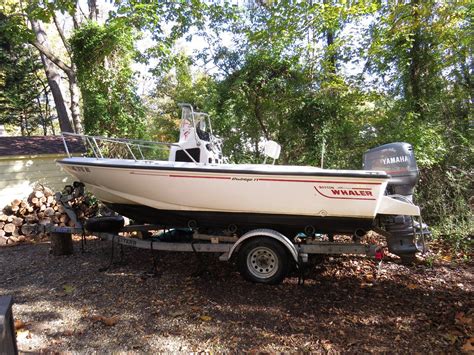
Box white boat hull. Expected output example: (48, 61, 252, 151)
(56, 157, 420, 235)
(59, 158, 389, 215)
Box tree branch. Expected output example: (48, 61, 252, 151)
(72, 0, 81, 29)
(29, 19, 74, 80)
(52, 13, 72, 57)
(29, 39, 74, 79)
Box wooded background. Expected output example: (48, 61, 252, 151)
(0, 1, 471, 253)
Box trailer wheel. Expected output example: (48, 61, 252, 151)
(237, 237, 289, 284)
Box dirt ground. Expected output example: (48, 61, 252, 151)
(0, 237, 473, 353)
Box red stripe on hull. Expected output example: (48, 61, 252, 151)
(130, 172, 169, 177)
(258, 178, 382, 185)
(169, 174, 231, 180)
(134, 172, 384, 185)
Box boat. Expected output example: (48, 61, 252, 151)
(57, 104, 426, 259)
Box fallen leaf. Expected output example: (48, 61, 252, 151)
(407, 283, 418, 290)
(461, 337, 474, 353)
(456, 312, 473, 327)
(322, 340, 332, 351)
(90, 315, 102, 322)
(441, 255, 452, 262)
(365, 274, 374, 282)
(443, 332, 460, 344)
(16, 329, 30, 338)
(170, 310, 185, 318)
(102, 316, 118, 326)
(14, 320, 25, 330)
(200, 315, 212, 322)
(90, 315, 118, 326)
(63, 284, 75, 294)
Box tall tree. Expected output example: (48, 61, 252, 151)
(25, 0, 84, 134)
(1, 0, 88, 133)
(29, 18, 73, 133)
(0, 12, 53, 135)
(70, 21, 145, 137)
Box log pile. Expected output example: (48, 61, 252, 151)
(0, 185, 97, 245)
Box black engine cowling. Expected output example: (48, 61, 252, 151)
(363, 142, 419, 200)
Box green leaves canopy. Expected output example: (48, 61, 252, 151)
(70, 21, 145, 138)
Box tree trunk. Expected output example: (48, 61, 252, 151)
(88, 0, 98, 20)
(326, 30, 336, 73)
(35, 95, 48, 135)
(20, 116, 25, 136)
(34, 72, 53, 135)
(253, 94, 269, 140)
(30, 19, 74, 133)
(52, 14, 83, 134)
(323, 0, 337, 74)
(69, 64, 83, 134)
(408, 0, 423, 118)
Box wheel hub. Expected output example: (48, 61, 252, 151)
(247, 246, 278, 279)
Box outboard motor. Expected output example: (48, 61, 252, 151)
(363, 142, 419, 201)
(363, 142, 428, 262)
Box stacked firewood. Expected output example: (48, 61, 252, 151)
(0, 185, 97, 245)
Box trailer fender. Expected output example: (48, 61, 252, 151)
(226, 229, 299, 263)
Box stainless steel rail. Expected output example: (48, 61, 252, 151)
(61, 132, 198, 163)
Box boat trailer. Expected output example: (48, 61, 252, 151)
(23, 187, 389, 285)
(35, 222, 381, 284)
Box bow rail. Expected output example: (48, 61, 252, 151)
(61, 132, 198, 163)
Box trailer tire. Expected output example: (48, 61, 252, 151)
(237, 237, 289, 284)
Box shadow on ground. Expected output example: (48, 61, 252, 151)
(0, 238, 472, 352)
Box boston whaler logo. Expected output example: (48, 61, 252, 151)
(313, 184, 375, 200)
(380, 155, 409, 165)
(330, 188, 372, 197)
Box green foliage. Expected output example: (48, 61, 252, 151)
(213, 50, 308, 163)
(144, 0, 472, 249)
(1, 0, 470, 251)
(0, 12, 51, 135)
(23, 0, 77, 22)
(362, 0, 473, 247)
(70, 21, 145, 138)
(291, 80, 373, 169)
(144, 53, 218, 144)
(418, 165, 473, 253)
(114, 1, 240, 74)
